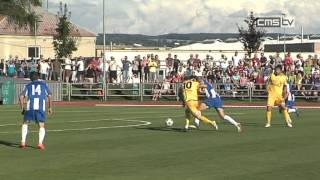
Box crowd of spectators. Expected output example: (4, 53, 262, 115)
(1, 51, 320, 98)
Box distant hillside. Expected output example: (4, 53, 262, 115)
(96, 33, 295, 47)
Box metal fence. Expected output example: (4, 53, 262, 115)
(61, 82, 320, 102)
(0, 80, 63, 104)
(1, 81, 319, 104)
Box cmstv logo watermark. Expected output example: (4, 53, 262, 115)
(256, 17, 295, 28)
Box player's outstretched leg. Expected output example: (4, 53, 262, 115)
(185, 109, 197, 130)
(37, 122, 46, 150)
(217, 108, 242, 132)
(288, 108, 299, 117)
(193, 111, 218, 130)
(20, 122, 29, 148)
(280, 107, 293, 127)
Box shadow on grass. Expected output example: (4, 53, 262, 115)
(0, 140, 37, 149)
(136, 126, 218, 132)
(136, 126, 188, 132)
(241, 122, 290, 127)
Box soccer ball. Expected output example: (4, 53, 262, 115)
(165, 118, 174, 127)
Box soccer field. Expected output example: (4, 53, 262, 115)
(0, 105, 319, 180)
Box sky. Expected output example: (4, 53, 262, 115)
(43, 0, 320, 35)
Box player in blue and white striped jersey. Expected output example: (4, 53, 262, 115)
(195, 79, 242, 132)
(285, 82, 299, 116)
(19, 72, 53, 150)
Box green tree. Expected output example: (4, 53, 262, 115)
(53, 2, 78, 59)
(0, 0, 41, 31)
(238, 12, 266, 57)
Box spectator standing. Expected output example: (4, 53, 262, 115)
(232, 51, 241, 67)
(303, 62, 312, 76)
(193, 54, 201, 69)
(312, 73, 320, 99)
(17, 61, 25, 78)
(284, 52, 293, 71)
(7, 61, 16, 77)
(252, 53, 259, 67)
(39, 59, 50, 80)
(109, 57, 118, 83)
(149, 58, 158, 82)
(52, 59, 61, 81)
(0, 59, 4, 76)
(142, 56, 149, 82)
(260, 53, 267, 68)
(85, 64, 95, 84)
(187, 54, 194, 68)
(165, 53, 173, 75)
(47, 58, 53, 80)
(274, 52, 283, 66)
(71, 58, 77, 83)
(155, 55, 161, 80)
(132, 56, 139, 77)
(121, 56, 131, 83)
(64, 55, 72, 83)
(137, 55, 143, 82)
(220, 54, 228, 70)
(29, 58, 38, 73)
(77, 57, 85, 82)
(226, 61, 234, 77)
(173, 55, 180, 73)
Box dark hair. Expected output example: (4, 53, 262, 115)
(30, 72, 39, 81)
(275, 65, 282, 70)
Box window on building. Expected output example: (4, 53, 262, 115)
(27, 46, 41, 59)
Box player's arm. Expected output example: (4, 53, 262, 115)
(45, 84, 53, 115)
(19, 95, 26, 114)
(177, 86, 185, 107)
(198, 80, 207, 93)
(47, 95, 53, 115)
(198, 80, 207, 89)
(19, 86, 28, 114)
(282, 82, 289, 100)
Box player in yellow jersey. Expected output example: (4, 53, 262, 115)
(182, 76, 218, 130)
(265, 65, 293, 128)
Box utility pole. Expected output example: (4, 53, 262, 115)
(102, 0, 106, 84)
(282, 13, 286, 54)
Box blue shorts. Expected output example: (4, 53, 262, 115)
(286, 100, 294, 109)
(205, 97, 223, 109)
(24, 110, 46, 123)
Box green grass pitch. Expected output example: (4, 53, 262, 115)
(0, 105, 319, 180)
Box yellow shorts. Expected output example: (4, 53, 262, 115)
(267, 95, 284, 107)
(185, 100, 200, 116)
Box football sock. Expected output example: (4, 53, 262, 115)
(282, 109, 291, 124)
(194, 118, 200, 127)
(39, 128, 46, 144)
(21, 124, 28, 144)
(198, 115, 216, 126)
(185, 119, 190, 129)
(224, 115, 238, 126)
(266, 111, 272, 124)
(288, 108, 296, 113)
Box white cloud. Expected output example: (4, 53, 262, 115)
(43, 0, 320, 35)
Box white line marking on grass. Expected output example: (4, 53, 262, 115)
(0, 119, 151, 134)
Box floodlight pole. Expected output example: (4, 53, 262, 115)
(282, 13, 286, 54)
(102, 0, 106, 84)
